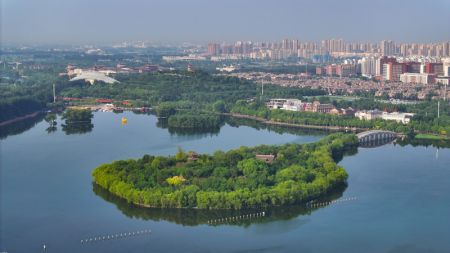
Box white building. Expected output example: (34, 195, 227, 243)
(376, 58, 383, 76)
(360, 57, 377, 77)
(216, 65, 237, 72)
(355, 110, 414, 124)
(162, 55, 206, 62)
(267, 99, 303, 111)
(266, 99, 288, 109)
(400, 73, 435, 84)
(443, 57, 450, 76)
(282, 99, 303, 111)
(381, 112, 414, 124)
(69, 71, 118, 84)
(355, 110, 382, 120)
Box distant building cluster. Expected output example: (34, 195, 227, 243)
(223, 71, 449, 100)
(267, 99, 414, 124)
(205, 38, 450, 97)
(205, 39, 450, 61)
(316, 56, 450, 85)
(266, 99, 335, 113)
(315, 60, 359, 77)
(162, 55, 206, 62)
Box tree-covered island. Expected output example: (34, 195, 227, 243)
(92, 133, 358, 209)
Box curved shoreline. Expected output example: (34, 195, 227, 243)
(224, 113, 367, 132)
(92, 134, 358, 210)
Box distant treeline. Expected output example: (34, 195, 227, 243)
(60, 71, 326, 105)
(0, 68, 63, 123)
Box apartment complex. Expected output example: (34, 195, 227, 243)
(266, 99, 334, 113)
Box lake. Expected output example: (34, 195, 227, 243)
(1, 112, 449, 253)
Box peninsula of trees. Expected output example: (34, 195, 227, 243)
(92, 133, 358, 209)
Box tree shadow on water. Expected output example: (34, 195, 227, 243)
(92, 182, 347, 227)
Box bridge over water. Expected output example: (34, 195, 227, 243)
(357, 130, 397, 147)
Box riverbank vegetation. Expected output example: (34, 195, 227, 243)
(414, 133, 450, 141)
(0, 96, 47, 123)
(0, 65, 63, 123)
(230, 99, 450, 138)
(92, 133, 358, 209)
(3, 66, 448, 139)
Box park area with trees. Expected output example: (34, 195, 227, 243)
(92, 133, 358, 209)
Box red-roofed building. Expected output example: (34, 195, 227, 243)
(96, 99, 113, 103)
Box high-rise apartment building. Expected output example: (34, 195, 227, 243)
(425, 63, 444, 76)
(377, 56, 397, 76)
(207, 43, 221, 56)
(380, 40, 395, 56)
(443, 42, 450, 57)
(443, 58, 450, 76)
(360, 57, 377, 77)
(383, 62, 406, 81)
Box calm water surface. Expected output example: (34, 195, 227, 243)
(1, 112, 449, 253)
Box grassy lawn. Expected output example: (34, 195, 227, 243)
(415, 134, 450, 140)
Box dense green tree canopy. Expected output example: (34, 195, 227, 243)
(92, 133, 358, 209)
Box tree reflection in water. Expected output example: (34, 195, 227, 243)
(62, 122, 94, 135)
(92, 183, 347, 227)
(0, 113, 45, 140)
(157, 117, 223, 136)
(46, 125, 58, 134)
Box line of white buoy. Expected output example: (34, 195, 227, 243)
(207, 212, 266, 224)
(308, 197, 357, 208)
(80, 229, 151, 244)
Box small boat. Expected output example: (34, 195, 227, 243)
(121, 117, 128, 125)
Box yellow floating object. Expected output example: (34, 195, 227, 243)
(121, 117, 128, 125)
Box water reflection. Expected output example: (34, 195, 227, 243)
(396, 137, 450, 149)
(155, 116, 330, 138)
(62, 122, 94, 135)
(156, 117, 224, 136)
(46, 125, 58, 134)
(0, 113, 44, 140)
(226, 117, 330, 137)
(92, 183, 347, 227)
(359, 136, 397, 148)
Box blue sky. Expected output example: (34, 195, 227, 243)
(2, 0, 450, 44)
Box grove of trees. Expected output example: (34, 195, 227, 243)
(92, 133, 358, 209)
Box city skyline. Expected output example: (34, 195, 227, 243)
(2, 0, 450, 45)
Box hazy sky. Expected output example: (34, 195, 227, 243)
(2, 0, 450, 45)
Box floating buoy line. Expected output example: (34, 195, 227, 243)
(207, 211, 266, 224)
(80, 229, 151, 244)
(307, 196, 357, 209)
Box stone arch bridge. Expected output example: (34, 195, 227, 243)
(357, 130, 397, 145)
